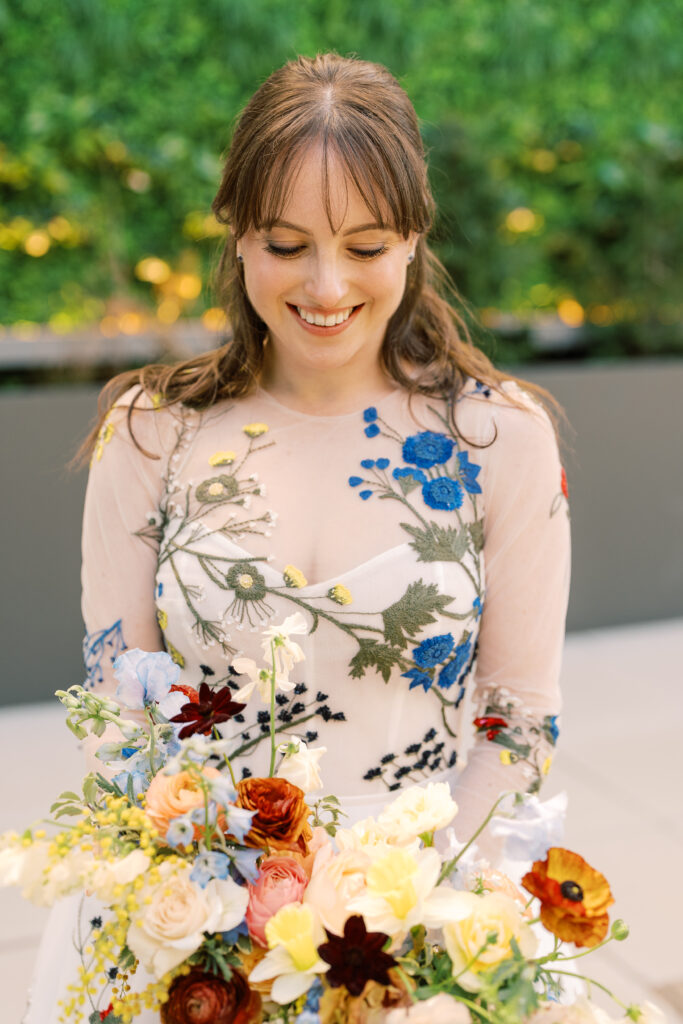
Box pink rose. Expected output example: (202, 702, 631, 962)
(245, 855, 309, 947)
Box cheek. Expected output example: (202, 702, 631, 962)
(367, 259, 408, 311)
(243, 259, 292, 316)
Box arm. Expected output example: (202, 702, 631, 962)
(80, 388, 176, 766)
(452, 388, 571, 845)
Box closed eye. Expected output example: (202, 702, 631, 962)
(263, 243, 389, 260)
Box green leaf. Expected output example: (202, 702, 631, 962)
(349, 638, 406, 682)
(402, 522, 469, 562)
(381, 579, 455, 649)
(395, 474, 422, 495)
(468, 519, 485, 553)
(82, 774, 98, 806)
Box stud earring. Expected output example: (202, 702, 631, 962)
(407, 253, 415, 264)
(236, 254, 244, 263)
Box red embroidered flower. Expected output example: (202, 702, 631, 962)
(561, 467, 569, 500)
(473, 715, 508, 740)
(99, 1005, 114, 1022)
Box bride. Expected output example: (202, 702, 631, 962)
(25, 52, 570, 1022)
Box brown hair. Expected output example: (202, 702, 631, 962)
(78, 52, 563, 463)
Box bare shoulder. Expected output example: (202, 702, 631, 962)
(455, 377, 557, 455)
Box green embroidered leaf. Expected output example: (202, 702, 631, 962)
(395, 473, 423, 495)
(468, 519, 485, 553)
(381, 580, 455, 650)
(402, 522, 469, 563)
(491, 732, 532, 758)
(349, 638, 406, 682)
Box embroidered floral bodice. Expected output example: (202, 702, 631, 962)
(82, 378, 570, 837)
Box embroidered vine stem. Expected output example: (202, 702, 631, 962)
(268, 639, 277, 777)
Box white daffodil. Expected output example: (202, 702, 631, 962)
(232, 656, 292, 703)
(248, 902, 328, 1004)
(276, 736, 326, 794)
(347, 845, 469, 942)
(377, 782, 458, 844)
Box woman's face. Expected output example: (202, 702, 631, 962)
(237, 147, 417, 382)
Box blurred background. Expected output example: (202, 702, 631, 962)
(1, 2, 682, 1019)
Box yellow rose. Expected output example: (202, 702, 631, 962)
(443, 891, 537, 991)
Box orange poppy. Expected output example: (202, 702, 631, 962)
(521, 847, 614, 947)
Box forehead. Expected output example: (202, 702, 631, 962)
(259, 145, 394, 235)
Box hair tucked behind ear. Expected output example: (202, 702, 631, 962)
(76, 52, 564, 465)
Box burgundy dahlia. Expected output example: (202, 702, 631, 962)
(318, 914, 398, 997)
(171, 682, 246, 738)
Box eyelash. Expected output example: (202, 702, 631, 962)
(263, 243, 389, 261)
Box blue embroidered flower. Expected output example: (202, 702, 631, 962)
(475, 380, 492, 397)
(392, 467, 426, 484)
(548, 715, 560, 743)
(473, 596, 483, 619)
(422, 476, 464, 510)
(376, 458, 390, 470)
(360, 459, 375, 469)
(364, 423, 380, 438)
(348, 476, 363, 487)
(363, 407, 378, 423)
(401, 667, 433, 692)
(457, 451, 482, 494)
(402, 431, 454, 468)
(359, 489, 373, 500)
(412, 633, 455, 667)
(438, 637, 472, 690)
(156, 582, 163, 597)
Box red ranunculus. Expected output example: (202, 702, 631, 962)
(235, 776, 312, 855)
(161, 968, 261, 1024)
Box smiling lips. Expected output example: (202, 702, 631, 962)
(288, 303, 362, 332)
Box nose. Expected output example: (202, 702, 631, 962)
(303, 253, 348, 309)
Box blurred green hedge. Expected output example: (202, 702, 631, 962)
(1, 0, 681, 361)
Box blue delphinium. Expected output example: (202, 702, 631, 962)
(113, 649, 185, 718)
(230, 847, 261, 884)
(111, 769, 148, 800)
(422, 476, 464, 511)
(402, 430, 454, 468)
(412, 633, 454, 667)
(191, 850, 231, 888)
(166, 813, 195, 848)
(222, 804, 257, 845)
(457, 451, 482, 494)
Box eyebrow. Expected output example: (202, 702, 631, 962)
(268, 219, 388, 236)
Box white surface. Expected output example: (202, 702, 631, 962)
(1, 618, 682, 1023)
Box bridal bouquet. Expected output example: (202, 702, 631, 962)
(0, 616, 664, 1024)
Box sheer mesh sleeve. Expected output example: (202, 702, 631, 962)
(451, 385, 570, 841)
(80, 388, 176, 699)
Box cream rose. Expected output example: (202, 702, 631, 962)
(385, 993, 471, 1023)
(304, 844, 371, 935)
(377, 783, 458, 844)
(443, 891, 537, 991)
(276, 737, 326, 794)
(127, 859, 248, 978)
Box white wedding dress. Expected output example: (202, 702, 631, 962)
(24, 377, 570, 1022)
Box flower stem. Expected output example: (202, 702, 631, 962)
(268, 639, 277, 777)
(541, 968, 629, 1011)
(438, 791, 513, 883)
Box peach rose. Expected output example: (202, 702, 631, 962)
(304, 844, 371, 936)
(145, 766, 221, 837)
(236, 776, 312, 854)
(385, 993, 471, 1023)
(245, 855, 309, 947)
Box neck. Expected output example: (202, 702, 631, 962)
(259, 352, 397, 416)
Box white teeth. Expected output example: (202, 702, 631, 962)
(296, 306, 354, 326)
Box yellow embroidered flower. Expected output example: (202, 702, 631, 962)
(208, 481, 226, 496)
(328, 584, 352, 605)
(283, 565, 308, 589)
(166, 641, 185, 668)
(92, 418, 115, 463)
(156, 609, 168, 631)
(542, 755, 553, 776)
(499, 750, 513, 766)
(151, 392, 163, 410)
(209, 450, 236, 466)
(243, 422, 269, 438)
